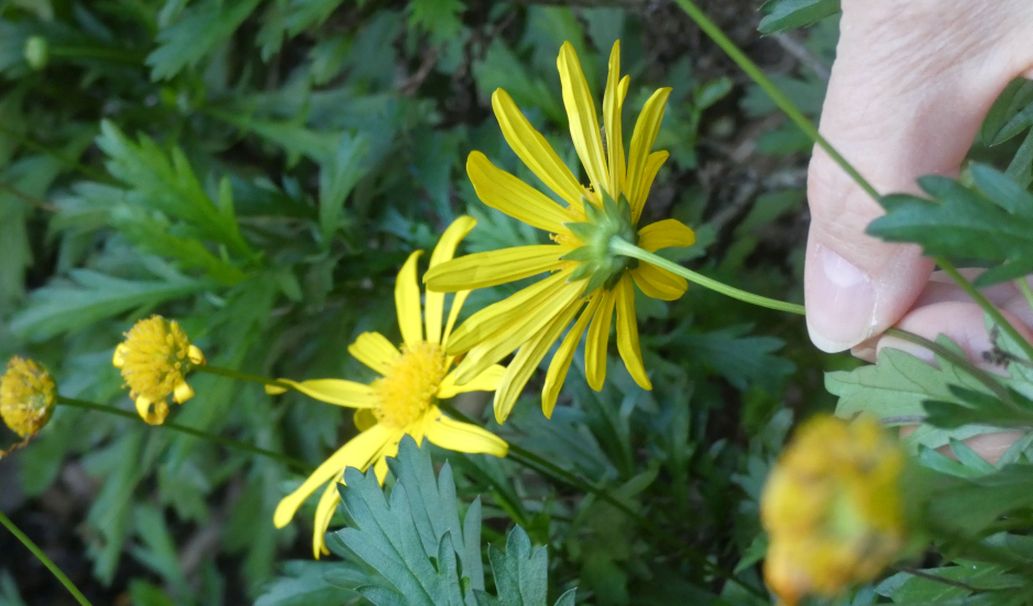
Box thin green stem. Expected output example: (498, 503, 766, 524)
(673, 0, 880, 202)
(935, 260, 1033, 364)
(197, 365, 291, 390)
(57, 396, 309, 473)
(0, 511, 92, 606)
(611, 237, 804, 315)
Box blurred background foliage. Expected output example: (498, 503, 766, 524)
(0, 0, 841, 603)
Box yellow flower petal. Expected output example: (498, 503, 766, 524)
(614, 276, 651, 390)
(395, 250, 424, 348)
(426, 216, 477, 345)
(273, 424, 392, 529)
(637, 218, 696, 252)
(135, 396, 168, 426)
(585, 289, 615, 391)
(312, 478, 341, 558)
(467, 152, 573, 233)
(425, 410, 508, 456)
(542, 297, 597, 418)
(626, 88, 671, 219)
(446, 271, 568, 354)
(443, 290, 470, 346)
(172, 380, 194, 404)
(557, 42, 608, 199)
(493, 302, 580, 423)
(602, 41, 626, 199)
(265, 378, 377, 408)
(437, 364, 506, 399)
(630, 151, 669, 221)
(450, 275, 585, 383)
(631, 263, 688, 301)
(354, 408, 377, 431)
(424, 245, 565, 292)
(348, 331, 400, 376)
(492, 88, 585, 208)
(112, 343, 126, 367)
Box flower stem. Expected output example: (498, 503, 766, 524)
(672, 0, 880, 202)
(56, 396, 310, 473)
(0, 510, 92, 606)
(610, 237, 805, 315)
(196, 365, 291, 390)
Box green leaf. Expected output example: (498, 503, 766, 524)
(923, 386, 1033, 430)
(333, 438, 480, 605)
(758, 0, 840, 34)
(927, 466, 1033, 536)
(255, 561, 364, 606)
(319, 133, 368, 244)
(9, 268, 209, 341)
(484, 527, 548, 606)
(1007, 128, 1033, 188)
(97, 120, 254, 258)
(146, 0, 263, 80)
(408, 0, 465, 42)
(868, 166, 1033, 286)
(827, 343, 1001, 451)
(981, 79, 1033, 146)
(877, 561, 1024, 603)
(675, 325, 795, 390)
(328, 438, 572, 606)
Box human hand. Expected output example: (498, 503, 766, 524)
(805, 0, 1033, 354)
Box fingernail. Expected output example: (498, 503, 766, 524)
(807, 244, 876, 352)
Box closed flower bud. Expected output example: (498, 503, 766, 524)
(761, 415, 906, 605)
(0, 357, 56, 439)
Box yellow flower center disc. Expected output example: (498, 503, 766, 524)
(372, 342, 447, 428)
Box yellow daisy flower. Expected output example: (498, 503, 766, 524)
(0, 357, 56, 440)
(112, 315, 206, 425)
(424, 40, 695, 422)
(268, 216, 509, 558)
(761, 415, 906, 605)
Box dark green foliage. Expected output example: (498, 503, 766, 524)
(0, 0, 911, 604)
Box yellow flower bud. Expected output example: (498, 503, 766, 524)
(113, 315, 205, 425)
(761, 415, 906, 605)
(0, 357, 56, 439)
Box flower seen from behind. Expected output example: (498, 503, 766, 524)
(268, 216, 509, 558)
(761, 414, 906, 605)
(113, 315, 205, 425)
(424, 40, 696, 423)
(0, 356, 56, 440)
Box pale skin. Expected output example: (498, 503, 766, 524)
(805, 1, 1033, 459)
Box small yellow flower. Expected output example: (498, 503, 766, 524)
(112, 315, 205, 426)
(0, 357, 56, 439)
(761, 415, 906, 605)
(424, 40, 695, 422)
(268, 216, 509, 558)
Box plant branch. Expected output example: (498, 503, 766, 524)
(611, 237, 805, 315)
(57, 396, 309, 473)
(0, 511, 92, 606)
